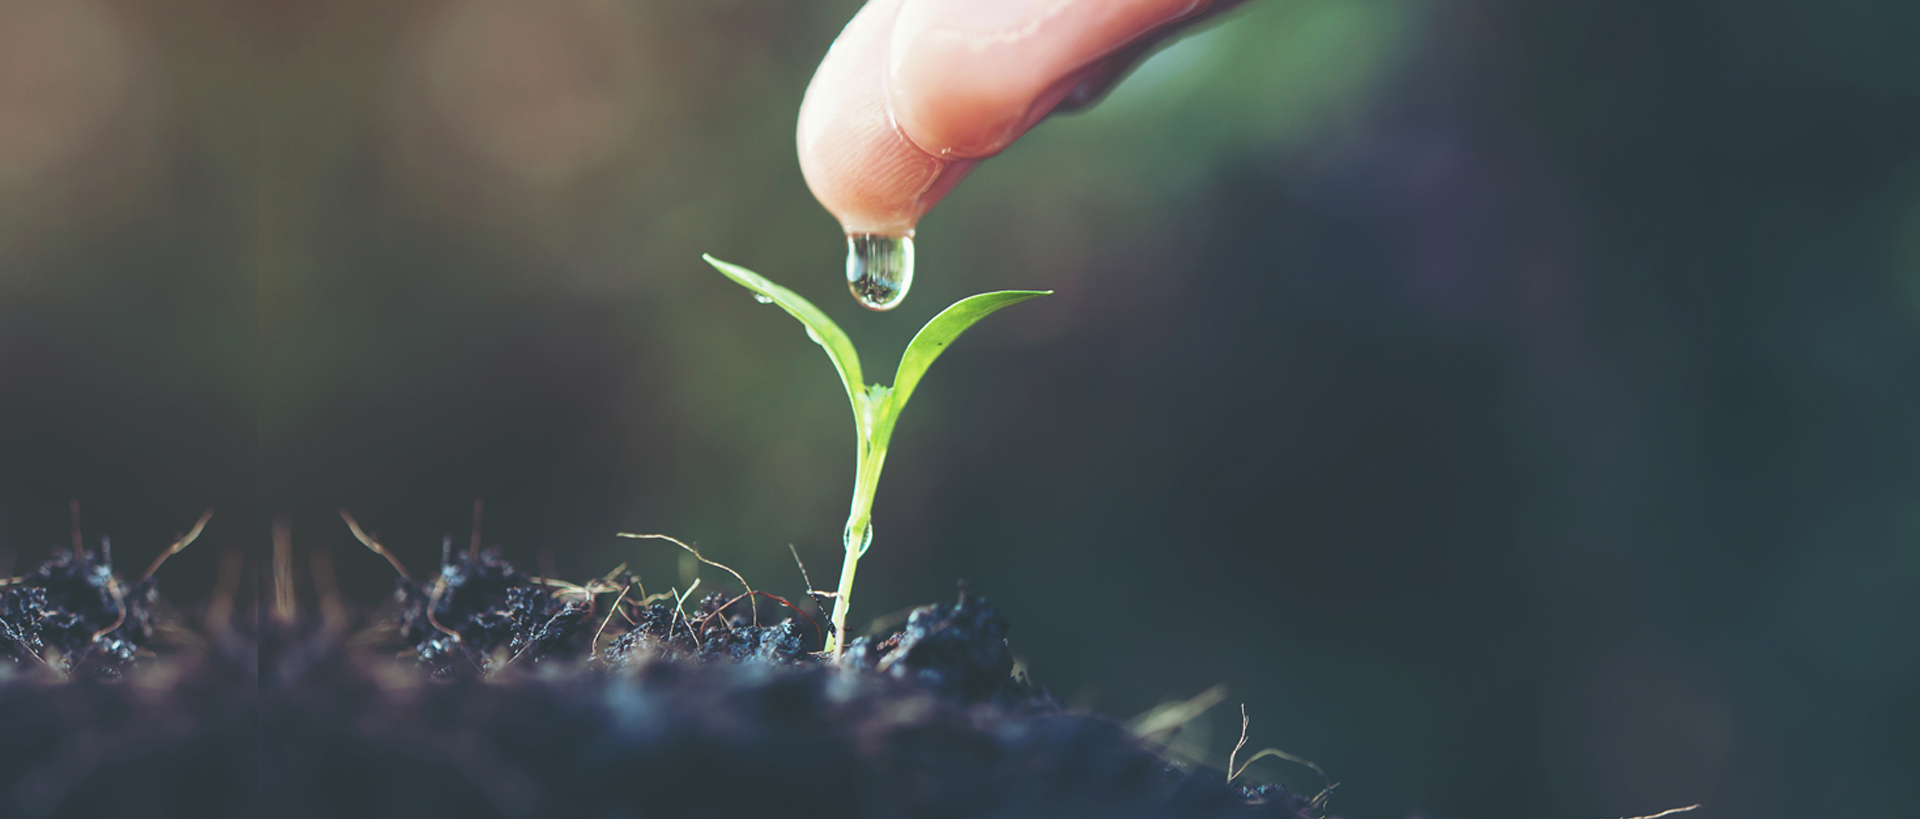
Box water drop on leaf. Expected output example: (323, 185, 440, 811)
(843, 520, 873, 555)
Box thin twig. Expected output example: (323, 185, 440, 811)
(531, 576, 620, 600)
(590, 583, 632, 663)
(1228, 703, 1255, 777)
(789, 544, 814, 593)
(1229, 704, 1334, 810)
(619, 533, 757, 623)
(671, 579, 702, 650)
(672, 579, 700, 619)
(708, 590, 822, 644)
(507, 572, 612, 670)
(90, 575, 127, 644)
(699, 603, 738, 636)
(340, 509, 412, 583)
(790, 545, 839, 645)
(693, 591, 809, 638)
(425, 577, 461, 643)
(526, 576, 595, 600)
(790, 543, 837, 605)
(142, 508, 215, 581)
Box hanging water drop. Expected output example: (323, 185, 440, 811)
(846, 233, 914, 311)
(753, 293, 774, 304)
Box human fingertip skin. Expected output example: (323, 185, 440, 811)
(799, 0, 1206, 236)
(797, 91, 947, 236)
(885, 0, 1214, 159)
(797, 0, 959, 237)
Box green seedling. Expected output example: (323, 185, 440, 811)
(703, 254, 1048, 657)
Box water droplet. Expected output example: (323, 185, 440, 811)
(846, 234, 914, 311)
(843, 520, 873, 555)
(753, 293, 774, 304)
(805, 326, 823, 345)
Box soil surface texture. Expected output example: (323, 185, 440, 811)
(0, 539, 1325, 819)
(1, 541, 160, 680)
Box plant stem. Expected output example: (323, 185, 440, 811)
(832, 425, 888, 658)
(830, 537, 860, 658)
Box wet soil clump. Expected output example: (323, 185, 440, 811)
(394, 541, 595, 677)
(0, 541, 160, 680)
(840, 584, 1024, 704)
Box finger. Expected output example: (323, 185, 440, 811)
(797, 0, 975, 237)
(797, 0, 1234, 237)
(1053, 0, 1250, 113)
(885, 0, 1226, 159)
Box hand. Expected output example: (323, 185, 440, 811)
(798, 0, 1244, 238)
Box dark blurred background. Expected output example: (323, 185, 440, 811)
(2, 0, 1918, 816)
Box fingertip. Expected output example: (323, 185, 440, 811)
(799, 0, 1215, 235)
(797, 0, 960, 236)
(885, 0, 1214, 158)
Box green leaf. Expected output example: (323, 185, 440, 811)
(890, 290, 1051, 411)
(704, 254, 865, 413)
(700, 254, 1050, 657)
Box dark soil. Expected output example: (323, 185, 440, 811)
(0, 540, 160, 681)
(0, 539, 254, 818)
(0, 536, 1326, 819)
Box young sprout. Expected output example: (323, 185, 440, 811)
(703, 254, 1048, 657)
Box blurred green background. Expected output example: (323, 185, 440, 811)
(3, 0, 1919, 816)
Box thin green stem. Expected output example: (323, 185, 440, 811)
(701, 257, 1045, 661)
(832, 428, 887, 658)
(830, 536, 860, 658)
